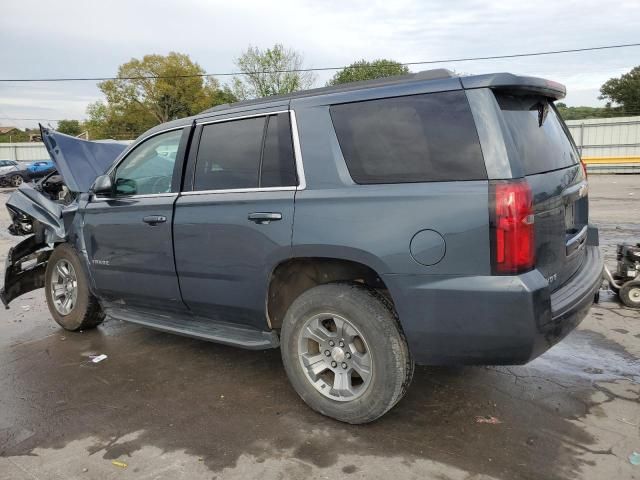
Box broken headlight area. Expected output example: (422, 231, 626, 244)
(7, 206, 35, 236)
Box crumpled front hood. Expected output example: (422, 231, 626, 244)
(40, 126, 127, 193)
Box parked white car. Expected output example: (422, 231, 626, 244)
(0, 160, 19, 175)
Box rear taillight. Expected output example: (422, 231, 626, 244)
(490, 180, 535, 274)
(580, 158, 588, 180)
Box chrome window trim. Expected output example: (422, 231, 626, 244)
(195, 110, 289, 126)
(289, 110, 307, 190)
(189, 109, 307, 194)
(91, 192, 178, 202)
(181, 186, 296, 196)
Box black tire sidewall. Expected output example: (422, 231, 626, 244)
(45, 244, 94, 331)
(281, 283, 411, 424)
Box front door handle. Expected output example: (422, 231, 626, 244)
(143, 215, 167, 225)
(248, 212, 282, 224)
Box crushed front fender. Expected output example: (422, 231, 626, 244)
(6, 184, 65, 240)
(1, 235, 51, 308)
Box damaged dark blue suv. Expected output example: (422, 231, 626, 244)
(1, 70, 603, 423)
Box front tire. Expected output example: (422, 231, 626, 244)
(281, 283, 413, 424)
(45, 244, 105, 331)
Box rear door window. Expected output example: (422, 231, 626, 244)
(495, 93, 579, 176)
(193, 113, 298, 191)
(194, 117, 265, 191)
(329, 91, 486, 184)
(260, 113, 297, 187)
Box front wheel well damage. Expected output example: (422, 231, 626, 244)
(266, 257, 394, 330)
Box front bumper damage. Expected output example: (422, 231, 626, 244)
(1, 235, 51, 308)
(1, 185, 68, 308)
(1, 127, 126, 308)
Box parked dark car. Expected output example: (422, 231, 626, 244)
(1, 70, 603, 423)
(0, 162, 30, 187)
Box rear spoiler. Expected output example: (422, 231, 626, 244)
(460, 73, 566, 101)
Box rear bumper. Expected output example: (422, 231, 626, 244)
(385, 245, 603, 365)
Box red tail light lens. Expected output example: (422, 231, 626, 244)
(580, 158, 588, 180)
(490, 180, 535, 274)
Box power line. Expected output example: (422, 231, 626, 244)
(1, 42, 639, 82)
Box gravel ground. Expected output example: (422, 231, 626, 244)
(0, 176, 638, 480)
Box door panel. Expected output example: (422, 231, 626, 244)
(80, 127, 188, 311)
(173, 191, 294, 328)
(82, 195, 185, 311)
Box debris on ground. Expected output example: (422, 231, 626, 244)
(475, 416, 502, 424)
(90, 354, 108, 363)
(630, 451, 640, 466)
(111, 460, 128, 469)
(617, 418, 640, 427)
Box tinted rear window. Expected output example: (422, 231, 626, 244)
(495, 93, 579, 176)
(260, 113, 297, 187)
(330, 91, 486, 184)
(194, 117, 265, 190)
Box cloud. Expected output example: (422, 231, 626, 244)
(1, 0, 639, 128)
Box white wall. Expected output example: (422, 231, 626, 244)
(565, 116, 640, 158)
(0, 143, 49, 163)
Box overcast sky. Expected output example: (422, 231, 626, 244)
(1, 0, 639, 129)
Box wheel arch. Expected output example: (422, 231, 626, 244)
(265, 254, 396, 330)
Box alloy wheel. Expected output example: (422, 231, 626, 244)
(297, 313, 373, 401)
(50, 259, 78, 315)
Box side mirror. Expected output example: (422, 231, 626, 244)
(92, 174, 113, 196)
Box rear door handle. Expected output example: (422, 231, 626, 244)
(142, 215, 167, 225)
(248, 212, 282, 224)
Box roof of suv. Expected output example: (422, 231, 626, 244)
(201, 68, 459, 114)
(142, 69, 566, 137)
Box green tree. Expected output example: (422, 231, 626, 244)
(0, 128, 28, 143)
(57, 119, 82, 136)
(328, 59, 409, 86)
(87, 52, 236, 139)
(555, 102, 627, 121)
(599, 66, 640, 113)
(232, 44, 316, 100)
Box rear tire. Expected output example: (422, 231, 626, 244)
(45, 244, 105, 331)
(280, 283, 413, 424)
(619, 280, 640, 309)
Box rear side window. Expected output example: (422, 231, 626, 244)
(330, 91, 486, 184)
(194, 117, 265, 190)
(260, 113, 297, 187)
(495, 93, 579, 176)
(193, 113, 297, 191)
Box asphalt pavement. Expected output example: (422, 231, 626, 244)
(0, 176, 638, 480)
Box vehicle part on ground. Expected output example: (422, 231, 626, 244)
(44, 244, 105, 331)
(281, 283, 413, 424)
